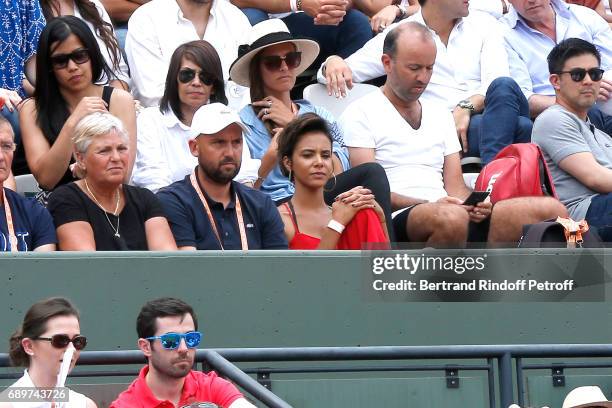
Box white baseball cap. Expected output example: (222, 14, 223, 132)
(190, 103, 248, 138)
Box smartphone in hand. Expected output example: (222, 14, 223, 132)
(462, 191, 490, 206)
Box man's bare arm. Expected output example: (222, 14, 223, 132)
(442, 152, 471, 200)
(559, 151, 612, 193)
(231, 0, 346, 22)
(528, 94, 556, 118)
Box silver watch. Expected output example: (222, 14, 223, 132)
(457, 99, 475, 114)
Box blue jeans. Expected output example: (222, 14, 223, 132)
(1, 105, 20, 146)
(241, 8, 269, 24)
(466, 77, 532, 164)
(585, 193, 612, 242)
(588, 105, 612, 136)
(113, 23, 128, 60)
(239, 9, 372, 64)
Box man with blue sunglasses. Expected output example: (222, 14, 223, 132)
(111, 297, 256, 408)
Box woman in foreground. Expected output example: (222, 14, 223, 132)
(277, 113, 389, 249)
(2, 297, 97, 407)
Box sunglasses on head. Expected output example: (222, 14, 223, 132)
(261, 51, 302, 71)
(178, 68, 215, 86)
(146, 331, 202, 350)
(50, 48, 90, 70)
(556, 67, 604, 82)
(33, 334, 87, 350)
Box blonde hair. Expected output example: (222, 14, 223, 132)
(0, 116, 14, 140)
(72, 112, 128, 154)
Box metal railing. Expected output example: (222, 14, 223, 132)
(2, 344, 612, 408)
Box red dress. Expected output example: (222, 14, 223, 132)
(282, 202, 389, 250)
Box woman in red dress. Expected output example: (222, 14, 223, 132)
(277, 113, 389, 250)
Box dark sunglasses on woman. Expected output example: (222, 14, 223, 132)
(50, 48, 90, 70)
(556, 67, 605, 82)
(178, 68, 215, 86)
(33, 334, 88, 350)
(262, 51, 302, 71)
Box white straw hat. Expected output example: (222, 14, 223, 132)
(229, 19, 320, 87)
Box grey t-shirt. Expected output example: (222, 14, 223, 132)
(532, 104, 612, 220)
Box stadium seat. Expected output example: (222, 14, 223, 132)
(303, 83, 378, 119)
(15, 174, 40, 197)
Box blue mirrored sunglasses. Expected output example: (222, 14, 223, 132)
(146, 331, 202, 350)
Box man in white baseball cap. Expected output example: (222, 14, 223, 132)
(562, 386, 612, 408)
(157, 103, 288, 250)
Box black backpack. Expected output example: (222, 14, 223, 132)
(518, 218, 603, 248)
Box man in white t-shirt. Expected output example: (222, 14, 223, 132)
(339, 22, 566, 246)
(125, 0, 251, 110)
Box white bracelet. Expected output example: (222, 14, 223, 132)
(290, 0, 298, 12)
(327, 219, 346, 235)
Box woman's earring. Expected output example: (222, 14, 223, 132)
(323, 172, 337, 193)
(288, 169, 292, 183)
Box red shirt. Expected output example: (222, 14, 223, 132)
(110, 366, 244, 408)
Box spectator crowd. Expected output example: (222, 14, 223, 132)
(1, 0, 612, 251)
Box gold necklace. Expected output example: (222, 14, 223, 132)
(84, 179, 121, 238)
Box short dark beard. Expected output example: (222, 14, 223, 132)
(201, 159, 241, 185)
(149, 353, 193, 380)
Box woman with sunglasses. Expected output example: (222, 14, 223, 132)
(19, 16, 136, 202)
(39, 0, 130, 90)
(132, 40, 259, 192)
(4, 297, 97, 407)
(47, 111, 177, 250)
(230, 19, 394, 237)
(277, 113, 388, 249)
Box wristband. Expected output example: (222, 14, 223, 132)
(327, 219, 346, 235)
(290, 0, 298, 12)
(296, 0, 303, 11)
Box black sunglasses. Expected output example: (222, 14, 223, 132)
(178, 68, 215, 85)
(50, 48, 90, 70)
(33, 334, 87, 350)
(262, 51, 302, 71)
(556, 67, 604, 82)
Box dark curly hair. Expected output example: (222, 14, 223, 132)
(277, 113, 333, 178)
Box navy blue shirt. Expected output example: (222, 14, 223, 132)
(157, 175, 288, 250)
(0, 188, 57, 251)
